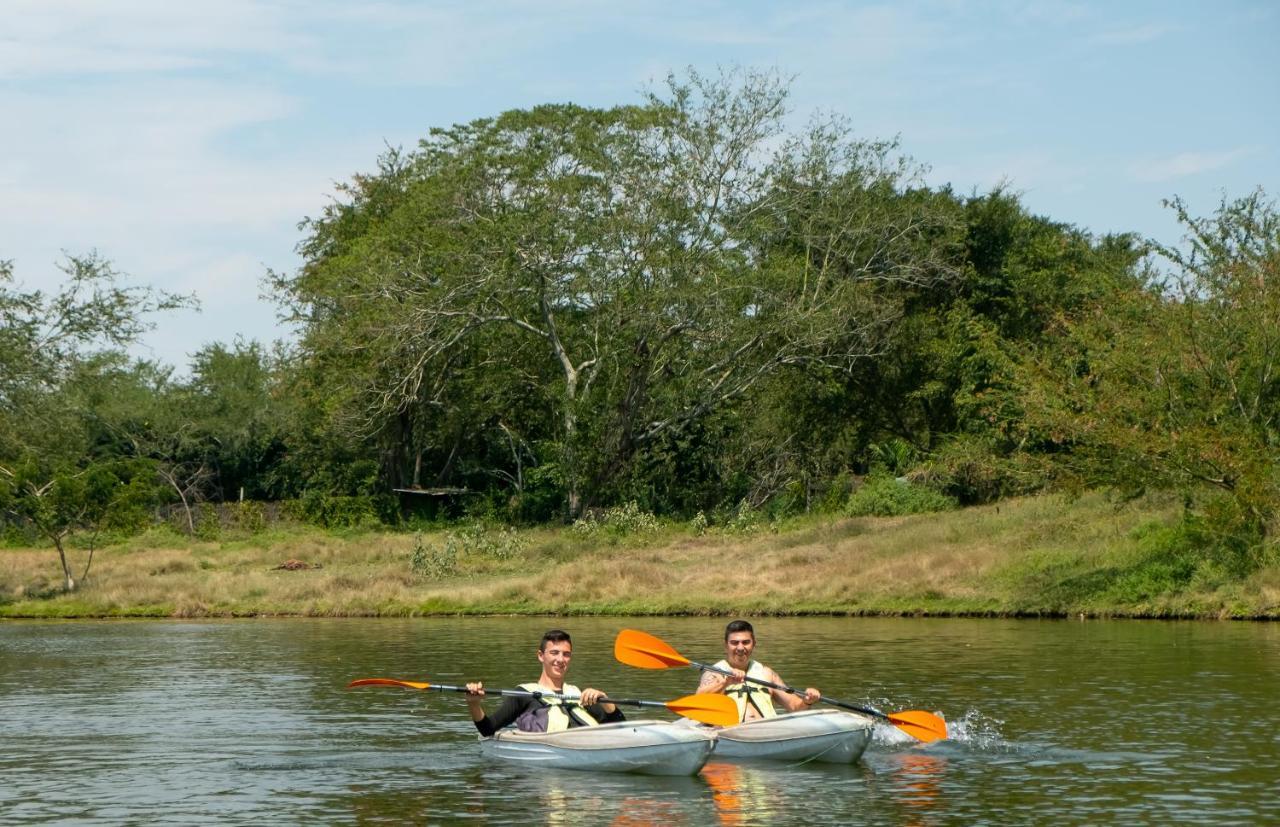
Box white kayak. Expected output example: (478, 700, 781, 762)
(478, 720, 718, 775)
(712, 709, 874, 764)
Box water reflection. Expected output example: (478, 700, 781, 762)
(536, 762, 786, 826)
(541, 778, 602, 826)
(887, 749, 948, 824)
(608, 797, 686, 826)
(701, 761, 781, 825)
(524, 770, 713, 826)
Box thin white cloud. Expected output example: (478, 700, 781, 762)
(0, 80, 309, 227)
(1129, 148, 1254, 183)
(0, 41, 209, 76)
(1, 0, 1273, 370)
(1, 0, 314, 78)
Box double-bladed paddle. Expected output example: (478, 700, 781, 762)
(346, 677, 739, 727)
(612, 629, 948, 743)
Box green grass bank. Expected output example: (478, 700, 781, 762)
(2, 492, 1277, 620)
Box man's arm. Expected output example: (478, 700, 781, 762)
(696, 668, 745, 694)
(468, 691, 531, 737)
(584, 702, 626, 724)
(766, 667, 820, 712)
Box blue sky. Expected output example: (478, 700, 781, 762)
(3, 0, 1276, 371)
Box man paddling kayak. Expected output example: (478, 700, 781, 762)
(695, 620, 821, 721)
(465, 629, 625, 735)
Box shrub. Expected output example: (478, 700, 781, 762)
(194, 504, 222, 540)
(410, 533, 457, 578)
(723, 500, 763, 534)
(572, 501, 660, 538)
(409, 523, 527, 578)
(289, 492, 397, 529)
(846, 475, 957, 517)
(230, 501, 267, 535)
(449, 523, 527, 560)
(916, 436, 1046, 505)
(814, 472, 856, 515)
(869, 438, 917, 475)
(0, 520, 37, 547)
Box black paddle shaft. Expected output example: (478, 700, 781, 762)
(426, 682, 667, 711)
(691, 659, 889, 722)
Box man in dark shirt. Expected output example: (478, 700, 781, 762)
(465, 629, 625, 735)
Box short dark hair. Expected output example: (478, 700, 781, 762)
(540, 629, 573, 651)
(724, 620, 755, 641)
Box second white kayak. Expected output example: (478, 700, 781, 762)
(713, 709, 874, 764)
(478, 720, 718, 775)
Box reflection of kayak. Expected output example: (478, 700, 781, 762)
(478, 720, 718, 775)
(712, 709, 874, 764)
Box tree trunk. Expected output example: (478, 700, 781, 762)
(563, 378, 582, 520)
(55, 536, 76, 591)
(177, 483, 195, 535)
(79, 543, 97, 585)
(563, 403, 581, 520)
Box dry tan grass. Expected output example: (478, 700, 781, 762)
(2, 493, 1276, 618)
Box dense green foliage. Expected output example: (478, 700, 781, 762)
(0, 255, 192, 588)
(2, 71, 1276, 595)
(845, 475, 958, 517)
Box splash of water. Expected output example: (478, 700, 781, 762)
(866, 705, 1010, 751)
(940, 708, 1010, 750)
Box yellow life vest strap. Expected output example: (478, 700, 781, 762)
(518, 682, 599, 731)
(714, 660, 777, 720)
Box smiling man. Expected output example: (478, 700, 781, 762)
(465, 629, 623, 735)
(696, 620, 821, 722)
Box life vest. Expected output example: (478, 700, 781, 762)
(518, 682, 600, 732)
(714, 660, 777, 721)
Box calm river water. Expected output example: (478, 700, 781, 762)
(1, 616, 1277, 825)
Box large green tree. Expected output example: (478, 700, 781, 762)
(718, 188, 1145, 509)
(275, 71, 964, 517)
(0, 254, 190, 588)
(1026, 190, 1280, 550)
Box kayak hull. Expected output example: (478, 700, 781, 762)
(479, 720, 717, 776)
(713, 709, 874, 764)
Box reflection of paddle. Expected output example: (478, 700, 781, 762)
(613, 629, 948, 743)
(346, 677, 739, 727)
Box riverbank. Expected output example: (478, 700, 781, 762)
(2, 492, 1277, 619)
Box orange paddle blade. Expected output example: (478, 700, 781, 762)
(887, 710, 948, 743)
(347, 678, 433, 690)
(664, 693, 739, 727)
(614, 629, 693, 670)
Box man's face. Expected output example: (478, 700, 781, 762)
(724, 631, 755, 669)
(538, 640, 573, 682)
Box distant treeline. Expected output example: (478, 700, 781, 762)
(3, 70, 1277, 589)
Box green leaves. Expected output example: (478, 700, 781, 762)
(274, 69, 976, 517)
(0, 254, 193, 587)
(1026, 190, 1280, 545)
